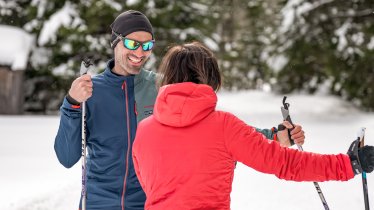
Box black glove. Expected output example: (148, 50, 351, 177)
(358, 146, 374, 173)
(347, 139, 374, 174)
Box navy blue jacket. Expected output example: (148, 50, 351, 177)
(54, 59, 158, 210)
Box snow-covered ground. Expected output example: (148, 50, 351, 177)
(0, 91, 373, 210)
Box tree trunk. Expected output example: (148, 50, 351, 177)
(0, 67, 24, 114)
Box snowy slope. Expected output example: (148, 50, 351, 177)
(0, 91, 373, 210)
(0, 116, 81, 210)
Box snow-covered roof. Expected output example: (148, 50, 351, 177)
(0, 25, 34, 71)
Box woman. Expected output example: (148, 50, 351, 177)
(132, 42, 374, 209)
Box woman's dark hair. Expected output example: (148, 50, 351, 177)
(157, 41, 221, 91)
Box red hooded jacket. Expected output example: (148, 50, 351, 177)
(132, 82, 354, 210)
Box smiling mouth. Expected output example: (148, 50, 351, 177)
(128, 55, 143, 64)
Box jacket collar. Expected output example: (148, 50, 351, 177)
(103, 59, 146, 88)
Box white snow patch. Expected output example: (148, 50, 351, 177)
(31, 0, 47, 18)
(102, 0, 122, 11)
(335, 21, 350, 51)
(0, 25, 34, 70)
(203, 37, 219, 51)
(126, 0, 140, 6)
(368, 36, 374, 50)
(280, 0, 334, 33)
(266, 54, 289, 73)
(38, 2, 82, 46)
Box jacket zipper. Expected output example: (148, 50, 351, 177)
(121, 81, 131, 210)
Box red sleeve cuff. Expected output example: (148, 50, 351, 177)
(71, 105, 81, 109)
(271, 127, 278, 141)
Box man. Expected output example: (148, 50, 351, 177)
(54, 10, 305, 210)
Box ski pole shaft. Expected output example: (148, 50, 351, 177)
(81, 100, 87, 210)
(358, 128, 370, 210)
(280, 96, 330, 210)
(362, 171, 370, 210)
(313, 182, 330, 210)
(80, 59, 92, 210)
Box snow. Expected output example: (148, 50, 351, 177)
(1, 91, 373, 210)
(0, 25, 34, 71)
(0, 116, 81, 210)
(368, 37, 374, 50)
(280, 0, 334, 33)
(170, 27, 202, 41)
(266, 54, 289, 73)
(126, 0, 141, 6)
(38, 2, 81, 46)
(0, 1, 17, 16)
(203, 37, 219, 51)
(335, 21, 350, 51)
(31, 0, 47, 18)
(102, 0, 122, 11)
(168, 27, 219, 51)
(280, 0, 311, 33)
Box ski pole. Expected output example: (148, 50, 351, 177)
(357, 127, 370, 210)
(80, 58, 92, 210)
(280, 96, 330, 210)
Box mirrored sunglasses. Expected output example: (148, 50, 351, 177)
(123, 38, 155, 51)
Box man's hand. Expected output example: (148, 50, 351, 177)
(68, 74, 93, 103)
(277, 121, 305, 147)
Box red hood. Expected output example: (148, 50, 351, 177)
(154, 82, 217, 127)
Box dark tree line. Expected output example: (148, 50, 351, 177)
(1, 0, 373, 113)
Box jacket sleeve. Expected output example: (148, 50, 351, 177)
(223, 112, 354, 182)
(54, 97, 82, 168)
(255, 128, 275, 140)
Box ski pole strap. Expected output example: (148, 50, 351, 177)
(277, 124, 287, 131)
(347, 138, 363, 175)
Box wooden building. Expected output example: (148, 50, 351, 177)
(0, 25, 33, 114)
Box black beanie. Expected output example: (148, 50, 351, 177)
(110, 10, 154, 49)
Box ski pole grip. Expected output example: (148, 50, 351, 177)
(80, 58, 92, 76)
(281, 96, 295, 145)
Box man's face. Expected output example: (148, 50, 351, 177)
(114, 31, 153, 76)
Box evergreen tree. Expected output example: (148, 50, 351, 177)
(218, 0, 283, 90)
(274, 0, 374, 110)
(137, 0, 220, 69)
(3, 0, 373, 112)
